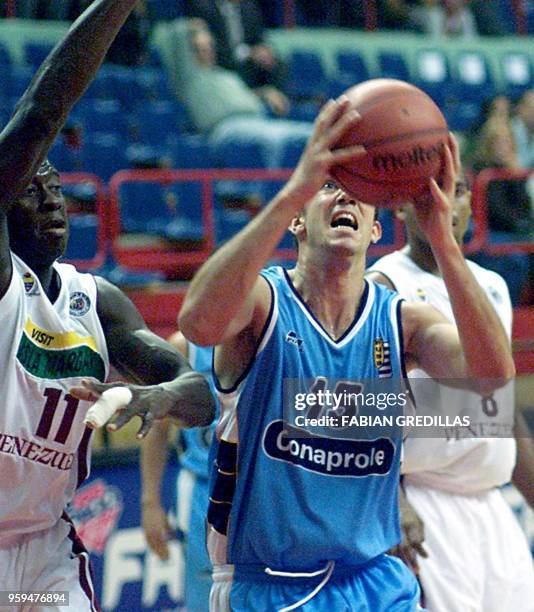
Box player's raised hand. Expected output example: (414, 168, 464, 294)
(70, 379, 186, 439)
(282, 96, 365, 206)
(411, 136, 457, 246)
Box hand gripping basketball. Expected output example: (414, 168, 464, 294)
(83, 386, 133, 429)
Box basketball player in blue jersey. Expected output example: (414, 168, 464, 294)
(178, 97, 516, 612)
(141, 331, 214, 612)
(0, 2, 214, 607)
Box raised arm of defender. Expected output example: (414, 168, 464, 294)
(179, 97, 364, 345)
(0, 0, 138, 212)
(400, 143, 515, 389)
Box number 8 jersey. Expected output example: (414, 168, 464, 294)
(0, 254, 109, 546)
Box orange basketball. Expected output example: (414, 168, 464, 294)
(331, 79, 449, 207)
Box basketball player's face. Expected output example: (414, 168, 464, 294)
(297, 178, 380, 255)
(8, 166, 69, 268)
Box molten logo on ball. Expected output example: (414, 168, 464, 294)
(372, 142, 445, 173)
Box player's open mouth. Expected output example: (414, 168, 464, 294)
(42, 220, 67, 235)
(330, 210, 358, 231)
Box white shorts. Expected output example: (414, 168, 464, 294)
(405, 483, 534, 612)
(0, 514, 98, 612)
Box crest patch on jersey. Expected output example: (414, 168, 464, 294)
(69, 291, 91, 316)
(416, 288, 427, 302)
(373, 337, 392, 378)
(22, 272, 39, 295)
(487, 286, 502, 304)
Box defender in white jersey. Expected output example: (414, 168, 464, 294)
(0, 4, 215, 610)
(368, 176, 534, 611)
(179, 98, 515, 611)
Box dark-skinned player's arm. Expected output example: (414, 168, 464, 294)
(178, 97, 365, 348)
(0, 0, 138, 295)
(401, 141, 515, 395)
(0, 0, 138, 209)
(70, 278, 215, 438)
(140, 331, 188, 560)
(512, 411, 534, 509)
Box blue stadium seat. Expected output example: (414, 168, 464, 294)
(0, 42, 11, 66)
(118, 180, 203, 241)
(79, 99, 130, 140)
(133, 100, 189, 146)
(337, 50, 371, 83)
(0, 109, 9, 131)
(213, 137, 267, 169)
(147, 0, 184, 20)
(451, 51, 495, 103)
(214, 207, 252, 244)
(279, 133, 308, 168)
(135, 67, 175, 102)
(48, 139, 83, 173)
(413, 49, 452, 107)
(377, 52, 410, 81)
(287, 100, 321, 122)
(168, 134, 212, 169)
(286, 50, 329, 100)
(500, 52, 532, 98)
(8, 66, 34, 98)
(24, 42, 55, 69)
(81, 132, 128, 181)
(377, 210, 395, 245)
(63, 214, 98, 261)
(329, 50, 371, 97)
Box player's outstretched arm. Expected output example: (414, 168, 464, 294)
(0, 0, 138, 212)
(140, 332, 188, 559)
(403, 141, 515, 392)
(141, 419, 174, 560)
(70, 277, 215, 437)
(179, 96, 365, 346)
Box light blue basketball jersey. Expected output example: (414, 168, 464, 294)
(179, 344, 215, 479)
(207, 266, 407, 572)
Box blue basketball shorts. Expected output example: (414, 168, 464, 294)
(211, 554, 423, 612)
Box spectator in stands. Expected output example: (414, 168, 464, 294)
(185, 24, 267, 131)
(409, 0, 477, 37)
(470, 0, 508, 36)
(464, 95, 533, 304)
(511, 89, 534, 168)
(464, 94, 513, 161)
(296, 1, 367, 28)
(184, 0, 289, 116)
(377, 0, 422, 31)
(470, 122, 533, 237)
(105, 0, 151, 67)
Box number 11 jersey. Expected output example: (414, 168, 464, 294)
(0, 253, 109, 546)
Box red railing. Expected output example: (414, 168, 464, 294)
(60, 166, 533, 274)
